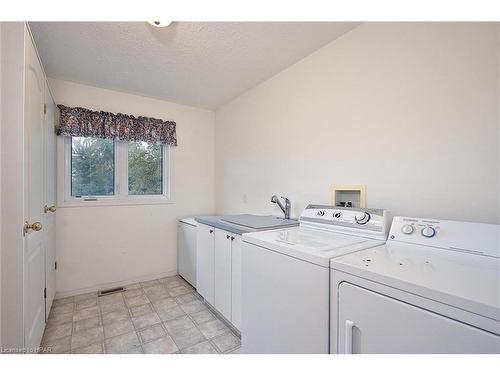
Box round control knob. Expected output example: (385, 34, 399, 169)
(355, 212, 370, 225)
(317, 210, 325, 217)
(334, 212, 341, 218)
(421, 226, 436, 238)
(401, 224, 414, 235)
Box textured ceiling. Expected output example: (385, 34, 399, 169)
(30, 22, 359, 109)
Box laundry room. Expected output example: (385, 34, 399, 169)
(0, 1, 499, 373)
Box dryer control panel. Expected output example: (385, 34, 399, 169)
(389, 216, 500, 259)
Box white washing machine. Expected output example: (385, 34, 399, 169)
(241, 205, 392, 353)
(330, 216, 500, 354)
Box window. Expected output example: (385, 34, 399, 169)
(128, 141, 163, 196)
(63, 136, 170, 205)
(71, 137, 115, 197)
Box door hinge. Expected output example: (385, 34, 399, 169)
(55, 261, 58, 270)
(43, 104, 47, 114)
(44, 287, 47, 299)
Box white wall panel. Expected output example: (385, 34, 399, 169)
(215, 23, 500, 224)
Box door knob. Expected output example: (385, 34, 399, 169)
(24, 221, 43, 235)
(44, 205, 56, 213)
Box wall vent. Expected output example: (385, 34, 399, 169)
(98, 286, 125, 296)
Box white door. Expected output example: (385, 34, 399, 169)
(178, 221, 197, 287)
(338, 282, 500, 354)
(231, 234, 242, 330)
(43, 82, 57, 319)
(196, 224, 215, 304)
(24, 36, 47, 349)
(214, 229, 232, 321)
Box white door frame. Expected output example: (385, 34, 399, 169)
(0, 22, 27, 350)
(43, 80, 57, 319)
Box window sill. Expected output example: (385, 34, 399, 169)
(57, 198, 175, 208)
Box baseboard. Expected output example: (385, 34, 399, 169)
(54, 269, 178, 299)
(204, 301, 241, 337)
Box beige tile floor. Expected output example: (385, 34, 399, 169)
(41, 276, 241, 354)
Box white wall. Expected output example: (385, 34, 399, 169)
(498, 25, 500, 222)
(49, 79, 215, 297)
(215, 23, 500, 224)
(0, 21, 3, 347)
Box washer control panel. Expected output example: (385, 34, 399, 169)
(299, 205, 392, 241)
(389, 216, 500, 259)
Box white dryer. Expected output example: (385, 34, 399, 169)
(330, 216, 500, 354)
(241, 205, 392, 353)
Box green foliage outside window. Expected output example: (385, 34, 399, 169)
(71, 137, 114, 196)
(71, 137, 163, 198)
(128, 141, 163, 195)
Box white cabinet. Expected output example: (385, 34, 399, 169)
(195, 222, 242, 329)
(214, 229, 233, 321)
(196, 223, 215, 304)
(231, 235, 242, 330)
(338, 282, 500, 354)
(178, 219, 197, 287)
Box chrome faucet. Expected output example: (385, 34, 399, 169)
(271, 195, 291, 220)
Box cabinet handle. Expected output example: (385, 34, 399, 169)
(209, 229, 214, 234)
(226, 234, 231, 239)
(231, 236, 235, 240)
(344, 320, 355, 354)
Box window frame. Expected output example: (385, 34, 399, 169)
(59, 136, 172, 207)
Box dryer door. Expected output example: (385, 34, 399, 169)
(338, 282, 500, 354)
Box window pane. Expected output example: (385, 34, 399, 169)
(71, 137, 115, 197)
(128, 141, 163, 195)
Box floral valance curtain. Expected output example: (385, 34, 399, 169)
(56, 105, 177, 146)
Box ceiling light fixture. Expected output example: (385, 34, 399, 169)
(147, 21, 173, 28)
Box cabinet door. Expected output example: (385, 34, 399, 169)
(214, 228, 232, 320)
(231, 234, 242, 330)
(338, 282, 500, 354)
(196, 224, 215, 304)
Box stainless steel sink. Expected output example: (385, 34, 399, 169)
(219, 214, 297, 229)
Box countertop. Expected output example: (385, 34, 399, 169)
(195, 214, 298, 235)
